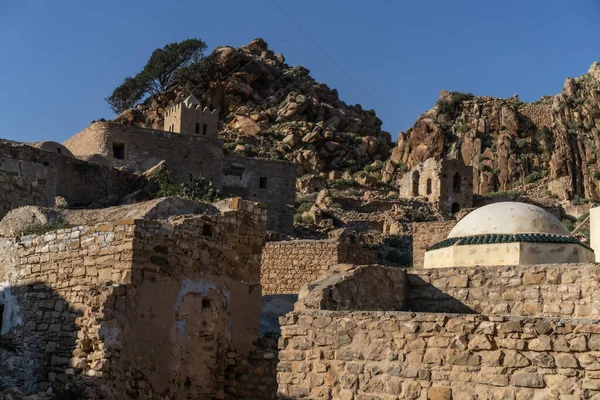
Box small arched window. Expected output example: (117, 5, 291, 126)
(426, 178, 432, 195)
(202, 124, 208, 135)
(412, 171, 420, 196)
(453, 172, 462, 193)
(195, 123, 200, 134)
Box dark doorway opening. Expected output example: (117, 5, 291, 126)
(113, 142, 125, 160)
(412, 171, 420, 196)
(451, 202, 461, 214)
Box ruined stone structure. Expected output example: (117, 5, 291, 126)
(0, 139, 136, 218)
(259, 235, 377, 338)
(425, 202, 594, 268)
(0, 198, 267, 399)
(278, 260, 600, 399)
(62, 96, 297, 233)
(261, 237, 378, 295)
(398, 158, 473, 215)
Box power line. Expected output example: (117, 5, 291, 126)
(269, 0, 385, 111)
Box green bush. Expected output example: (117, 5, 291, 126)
(23, 219, 73, 237)
(385, 249, 412, 267)
(295, 195, 316, 214)
(364, 164, 383, 173)
(293, 213, 314, 224)
(327, 178, 357, 188)
(562, 218, 575, 232)
(151, 169, 220, 203)
(383, 236, 405, 248)
(524, 170, 547, 184)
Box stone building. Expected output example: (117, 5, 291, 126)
(0, 197, 267, 399)
(424, 202, 594, 268)
(0, 139, 136, 219)
(398, 158, 473, 215)
(62, 95, 297, 233)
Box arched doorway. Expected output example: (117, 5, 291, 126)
(412, 171, 420, 196)
(453, 172, 462, 193)
(451, 202, 461, 214)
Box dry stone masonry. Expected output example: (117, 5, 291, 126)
(0, 198, 269, 399)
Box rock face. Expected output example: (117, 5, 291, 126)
(114, 38, 389, 175)
(396, 64, 600, 199)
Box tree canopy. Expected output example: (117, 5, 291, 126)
(105, 38, 208, 114)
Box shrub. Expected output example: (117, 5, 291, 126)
(151, 169, 220, 203)
(383, 236, 405, 248)
(364, 164, 383, 173)
(385, 249, 412, 267)
(293, 213, 314, 224)
(327, 179, 357, 188)
(516, 138, 527, 148)
(295, 195, 316, 214)
(524, 170, 547, 184)
(562, 218, 575, 232)
(23, 219, 73, 237)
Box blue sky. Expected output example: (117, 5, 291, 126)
(0, 0, 599, 143)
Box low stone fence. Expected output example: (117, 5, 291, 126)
(408, 263, 600, 318)
(295, 264, 406, 311)
(278, 311, 600, 399)
(261, 240, 377, 295)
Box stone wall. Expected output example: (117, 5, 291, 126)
(222, 154, 297, 234)
(0, 198, 268, 399)
(412, 221, 457, 269)
(408, 263, 600, 318)
(296, 264, 407, 312)
(278, 310, 600, 399)
(261, 239, 378, 295)
(63, 122, 225, 186)
(64, 122, 297, 233)
(0, 139, 136, 215)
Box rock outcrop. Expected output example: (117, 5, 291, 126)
(394, 63, 600, 200)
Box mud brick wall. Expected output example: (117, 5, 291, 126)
(412, 221, 457, 269)
(278, 311, 600, 399)
(408, 263, 600, 318)
(261, 240, 378, 295)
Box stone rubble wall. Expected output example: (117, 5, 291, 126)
(278, 310, 600, 399)
(0, 198, 269, 399)
(0, 140, 136, 217)
(64, 122, 298, 233)
(295, 264, 407, 312)
(412, 221, 457, 269)
(0, 222, 136, 393)
(408, 263, 600, 318)
(261, 240, 377, 295)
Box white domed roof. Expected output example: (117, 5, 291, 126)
(448, 202, 570, 238)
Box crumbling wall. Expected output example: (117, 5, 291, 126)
(0, 198, 268, 399)
(412, 221, 457, 269)
(398, 158, 473, 215)
(64, 122, 298, 234)
(408, 263, 600, 318)
(278, 311, 600, 399)
(261, 239, 377, 295)
(0, 139, 136, 214)
(295, 264, 407, 311)
(222, 154, 297, 234)
(64, 122, 225, 186)
(0, 222, 136, 393)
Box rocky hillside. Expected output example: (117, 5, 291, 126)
(114, 38, 391, 175)
(391, 62, 600, 201)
